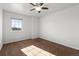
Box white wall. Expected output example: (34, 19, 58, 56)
(40, 5, 79, 50)
(3, 11, 39, 44)
(0, 8, 3, 50)
(32, 17, 40, 39)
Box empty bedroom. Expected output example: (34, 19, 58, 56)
(0, 3, 79, 56)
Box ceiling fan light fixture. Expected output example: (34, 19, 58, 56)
(34, 6, 41, 11)
(29, 3, 48, 13)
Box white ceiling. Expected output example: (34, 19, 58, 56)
(0, 3, 78, 17)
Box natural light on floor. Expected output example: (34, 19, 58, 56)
(21, 45, 55, 56)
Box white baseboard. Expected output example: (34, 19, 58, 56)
(40, 35, 79, 50)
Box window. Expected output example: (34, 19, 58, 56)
(11, 18, 22, 30)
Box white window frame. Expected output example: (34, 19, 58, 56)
(11, 18, 22, 31)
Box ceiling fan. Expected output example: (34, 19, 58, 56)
(29, 3, 48, 13)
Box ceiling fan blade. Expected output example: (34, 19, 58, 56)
(30, 8, 35, 11)
(40, 3, 44, 6)
(30, 3, 36, 6)
(42, 7, 48, 10)
(38, 11, 41, 13)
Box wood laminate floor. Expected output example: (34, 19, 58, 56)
(0, 38, 79, 56)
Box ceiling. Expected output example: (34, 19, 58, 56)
(0, 3, 78, 17)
